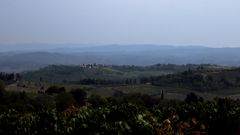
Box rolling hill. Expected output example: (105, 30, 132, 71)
(21, 64, 225, 83)
(1, 45, 240, 72)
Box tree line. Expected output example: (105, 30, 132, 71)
(140, 68, 240, 91)
(0, 72, 20, 84)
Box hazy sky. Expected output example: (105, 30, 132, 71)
(0, 0, 240, 47)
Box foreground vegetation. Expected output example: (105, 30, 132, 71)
(1, 81, 240, 135)
(1, 65, 240, 134)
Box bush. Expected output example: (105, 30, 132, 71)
(1, 92, 31, 112)
(88, 94, 107, 107)
(70, 88, 87, 106)
(32, 95, 55, 111)
(45, 86, 65, 95)
(0, 96, 240, 134)
(185, 92, 203, 104)
(0, 80, 5, 101)
(0, 80, 4, 91)
(55, 93, 75, 111)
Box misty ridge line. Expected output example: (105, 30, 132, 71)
(1, 44, 240, 52)
(0, 44, 240, 72)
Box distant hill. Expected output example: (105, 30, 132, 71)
(0, 52, 79, 72)
(1, 45, 240, 72)
(21, 64, 225, 83)
(143, 67, 240, 92)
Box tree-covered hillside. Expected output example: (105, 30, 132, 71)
(21, 64, 225, 83)
(141, 68, 240, 92)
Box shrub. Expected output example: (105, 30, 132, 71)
(32, 95, 55, 111)
(45, 86, 65, 95)
(70, 88, 87, 106)
(185, 92, 203, 104)
(88, 94, 107, 107)
(55, 93, 75, 111)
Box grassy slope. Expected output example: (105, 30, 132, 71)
(6, 81, 226, 101)
(9, 65, 240, 100)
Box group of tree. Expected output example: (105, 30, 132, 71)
(45, 86, 66, 94)
(21, 64, 223, 84)
(0, 86, 240, 134)
(74, 79, 121, 85)
(0, 72, 20, 84)
(0, 83, 88, 112)
(140, 68, 240, 92)
(69, 78, 140, 85)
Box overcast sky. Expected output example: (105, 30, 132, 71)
(0, 0, 240, 47)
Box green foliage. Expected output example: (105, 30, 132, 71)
(3, 65, 240, 135)
(87, 94, 107, 107)
(0, 80, 4, 92)
(0, 80, 5, 98)
(21, 64, 208, 83)
(0, 91, 32, 112)
(45, 86, 65, 95)
(70, 88, 87, 106)
(0, 73, 19, 84)
(0, 97, 240, 135)
(185, 92, 204, 104)
(160, 90, 164, 100)
(144, 68, 240, 92)
(55, 93, 75, 111)
(32, 95, 55, 111)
